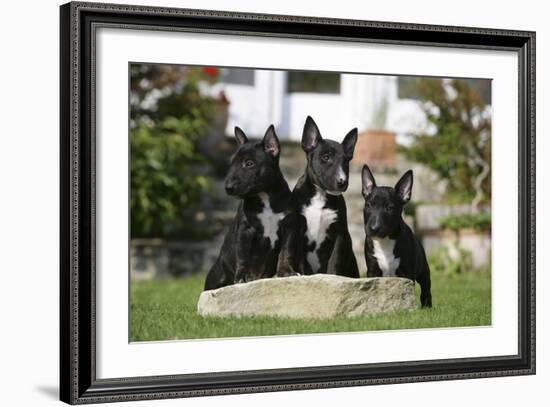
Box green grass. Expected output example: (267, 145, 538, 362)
(130, 271, 491, 341)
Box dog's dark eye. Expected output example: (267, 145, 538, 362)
(244, 160, 255, 168)
(321, 153, 330, 162)
(385, 204, 395, 212)
(366, 201, 372, 209)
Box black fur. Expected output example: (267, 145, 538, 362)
(361, 165, 432, 307)
(277, 116, 359, 278)
(204, 125, 291, 290)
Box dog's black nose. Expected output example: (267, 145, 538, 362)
(369, 225, 380, 235)
(336, 178, 348, 189)
(225, 184, 236, 194)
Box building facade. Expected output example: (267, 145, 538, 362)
(210, 68, 428, 143)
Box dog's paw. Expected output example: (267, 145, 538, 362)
(277, 270, 302, 278)
(289, 272, 302, 277)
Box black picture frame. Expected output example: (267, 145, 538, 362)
(60, 1, 536, 404)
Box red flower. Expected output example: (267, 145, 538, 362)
(202, 67, 218, 77)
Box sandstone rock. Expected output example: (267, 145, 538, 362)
(197, 274, 416, 319)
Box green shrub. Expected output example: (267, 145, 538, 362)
(438, 213, 491, 232)
(428, 246, 473, 275)
(130, 118, 211, 238)
(399, 78, 491, 206)
(130, 65, 218, 238)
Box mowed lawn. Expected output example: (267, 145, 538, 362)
(130, 271, 491, 341)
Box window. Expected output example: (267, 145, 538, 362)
(287, 71, 340, 94)
(220, 68, 255, 86)
(398, 76, 491, 105)
(397, 77, 423, 100)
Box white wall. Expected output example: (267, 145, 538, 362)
(217, 70, 375, 141)
(213, 69, 281, 138)
(219, 71, 403, 142)
(0, 0, 547, 406)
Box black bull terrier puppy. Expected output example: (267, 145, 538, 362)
(204, 125, 291, 291)
(361, 165, 432, 307)
(277, 116, 359, 278)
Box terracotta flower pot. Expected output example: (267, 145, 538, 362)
(352, 129, 396, 169)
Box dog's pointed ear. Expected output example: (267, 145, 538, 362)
(361, 165, 376, 198)
(342, 128, 358, 160)
(395, 170, 413, 203)
(262, 125, 280, 158)
(302, 116, 322, 153)
(234, 126, 248, 146)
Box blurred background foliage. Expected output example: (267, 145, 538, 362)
(399, 78, 491, 207)
(130, 65, 219, 238)
(438, 212, 491, 232)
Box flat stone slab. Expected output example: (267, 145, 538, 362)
(197, 274, 416, 319)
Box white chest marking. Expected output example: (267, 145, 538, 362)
(257, 193, 285, 249)
(302, 191, 338, 272)
(372, 238, 400, 277)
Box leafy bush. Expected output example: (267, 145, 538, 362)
(130, 118, 211, 237)
(130, 65, 218, 238)
(428, 246, 473, 275)
(399, 79, 491, 207)
(438, 213, 491, 232)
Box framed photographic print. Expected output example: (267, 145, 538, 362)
(60, 1, 535, 404)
